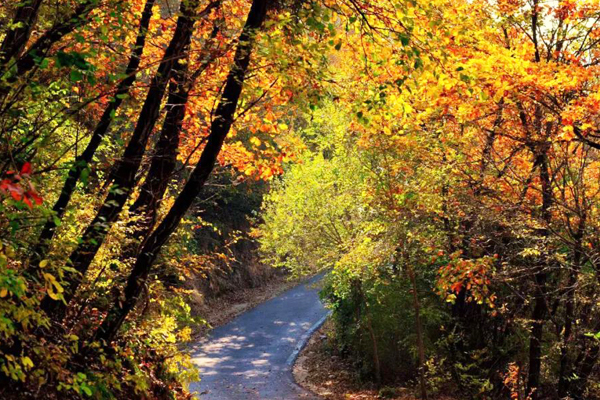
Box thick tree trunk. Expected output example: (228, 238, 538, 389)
(127, 23, 221, 236)
(30, 0, 157, 270)
(40, 0, 219, 319)
(0, 0, 44, 71)
(94, 0, 269, 344)
(127, 72, 188, 232)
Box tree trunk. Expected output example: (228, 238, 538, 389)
(0, 0, 44, 71)
(526, 152, 552, 399)
(127, 22, 221, 236)
(365, 308, 382, 387)
(93, 0, 269, 344)
(30, 0, 157, 270)
(0, 0, 98, 92)
(527, 275, 547, 399)
(408, 262, 428, 400)
(570, 328, 600, 398)
(558, 217, 585, 397)
(40, 0, 219, 319)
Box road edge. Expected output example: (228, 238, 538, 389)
(287, 311, 331, 399)
(286, 312, 331, 366)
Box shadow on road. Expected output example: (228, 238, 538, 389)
(189, 273, 328, 400)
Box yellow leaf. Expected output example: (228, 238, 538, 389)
(47, 289, 60, 300)
(21, 356, 34, 369)
(42, 272, 56, 284)
(43, 272, 64, 300)
(0, 288, 7, 298)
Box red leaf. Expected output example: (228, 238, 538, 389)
(22, 195, 32, 209)
(28, 191, 43, 205)
(20, 162, 32, 176)
(450, 281, 464, 293)
(0, 179, 10, 192)
(5, 182, 24, 200)
(10, 190, 23, 202)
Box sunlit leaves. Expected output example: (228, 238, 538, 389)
(436, 253, 497, 309)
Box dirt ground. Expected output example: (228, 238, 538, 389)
(192, 272, 301, 335)
(293, 320, 456, 400)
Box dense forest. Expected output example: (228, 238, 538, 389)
(1, 0, 600, 399)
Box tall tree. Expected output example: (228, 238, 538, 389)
(0, 0, 44, 71)
(40, 0, 222, 318)
(95, 0, 270, 343)
(127, 20, 223, 235)
(0, 0, 100, 96)
(29, 0, 157, 269)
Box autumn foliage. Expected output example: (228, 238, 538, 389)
(260, 0, 600, 399)
(3, 0, 600, 399)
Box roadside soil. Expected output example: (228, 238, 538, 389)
(293, 320, 456, 400)
(192, 272, 302, 335)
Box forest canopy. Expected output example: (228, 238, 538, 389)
(2, 0, 600, 399)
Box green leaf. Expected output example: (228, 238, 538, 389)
(70, 70, 83, 82)
(398, 33, 410, 46)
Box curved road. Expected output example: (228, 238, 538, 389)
(189, 274, 328, 399)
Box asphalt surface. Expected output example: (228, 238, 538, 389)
(189, 273, 328, 399)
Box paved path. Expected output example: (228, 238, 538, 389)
(189, 274, 328, 399)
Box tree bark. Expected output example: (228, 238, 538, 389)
(0, 0, 98, 87)
(93, 0, 269, 344)
(570, 327, 600, 398)
(408, 262, 428, 400)
(128, 22, 221, 235)
(30, 0, 157, 270)
(527, 274, 547, 399)
(40, 0, 219, 319)
(558, 216, 585, 397)
(0, 0, 44, 72)
(365, 308, 382, 387)
(526, 151, 552, 399)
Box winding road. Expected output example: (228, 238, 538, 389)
(189, 274, 328, 399)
